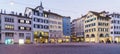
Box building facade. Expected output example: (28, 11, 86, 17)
(71, 19, 77, 36)
(62, 16, 71, 42)
(48, 11, 63, 43)
(24, 2, 64, 43)
(0, 13, 32, 44)
(76, 17, 85, 42)
(24, 3, 49, 43)
(109, 13, 120, 43)
(84, 11, 111, 43)
(71, 19, 78, 42)
(71, 17, 85, 42)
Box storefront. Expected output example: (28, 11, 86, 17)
(25, 36, 31, 44)
(63, 36, 71, 43)
(50, 39, 55, 43)
(34, 31, 49, 43)
(19, 39, 24, 44)
(5, 33, 14, 45)
(90, 38, 95, 42)
(5, 38, 14, 45)
(114, 36, 120, 43)
(71, 36, 77, 42)
(99, 37, 112, 43)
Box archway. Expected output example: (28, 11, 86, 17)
(86, 34, 89, 38)
(100, 34, 104, 37)
(91, 34, 95, 37)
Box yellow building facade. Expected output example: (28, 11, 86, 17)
(84, 11, 111, 43)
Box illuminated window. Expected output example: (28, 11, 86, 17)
(44, 14, 48, 18)
(5, 25, 14, 30)
(26, 27, 31, 30)
(20, 20, 24, 23)
(19, 26, 25, 30)
(26, 20, 30, 24)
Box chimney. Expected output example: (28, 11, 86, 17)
(48, 10, 51, 12)
(19, 13, 22, 16)
(15, 12, 17, 15)
(25, 14, 27, 17)
(11, 11, 14, 15)
(4, 9, 6, 14)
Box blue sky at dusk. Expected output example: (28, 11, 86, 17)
(0, 0, 120, 20)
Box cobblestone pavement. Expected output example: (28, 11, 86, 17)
(0, 43, 120, 54)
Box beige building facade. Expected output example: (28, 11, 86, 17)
(84, 11, 111, 43)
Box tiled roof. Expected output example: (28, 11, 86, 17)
(43, 11, 63, 17)
(89, 11, 111, 19)
(26, 7, 63, 17)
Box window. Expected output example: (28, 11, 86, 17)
(40, 19, 43, 23)
(58, 22, 62, 24)
(44, 20, 46, 23)
(26, 20, 30, 24)
(5, 25, 14, 30)
(111, 20, 114, 23)
(91, 34, 95, 37)
(19, 26, 25, 30)
(5, 17, 14, 22)
(41, 25, 43, 29)
(114, 31, 117, 34)
(111, 32, 113, 34)
(37, 19, 40, 22)
(37, 25, 40, 28)
(34, 24, 37, 28)
(86, 34, 89, 37)
(100, 34, 104, 37)
(34, 18, 36, 21)
(5, 33, 14, 37)
(26, 33, 31, 36)
(19, 19, 31, 24)
(20, 20, 24, 23)
(26, 27, 31, 30)
(19, 33, 24, 38)
(114, 26, 116, 29)
(46, 20, 49, 23)
(44, 14, 48, 18)
(58, 26, 61, 29)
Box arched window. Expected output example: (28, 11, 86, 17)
(91, 34, 95, 37)
(100, 34, 104, 37)
(105, 34, 109, 37)
(86, 34, 89, 38)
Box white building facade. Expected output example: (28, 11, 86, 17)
(24, 3, 49, 43)
(109, 13, 120, 43)
(0, 13, 32, 44)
